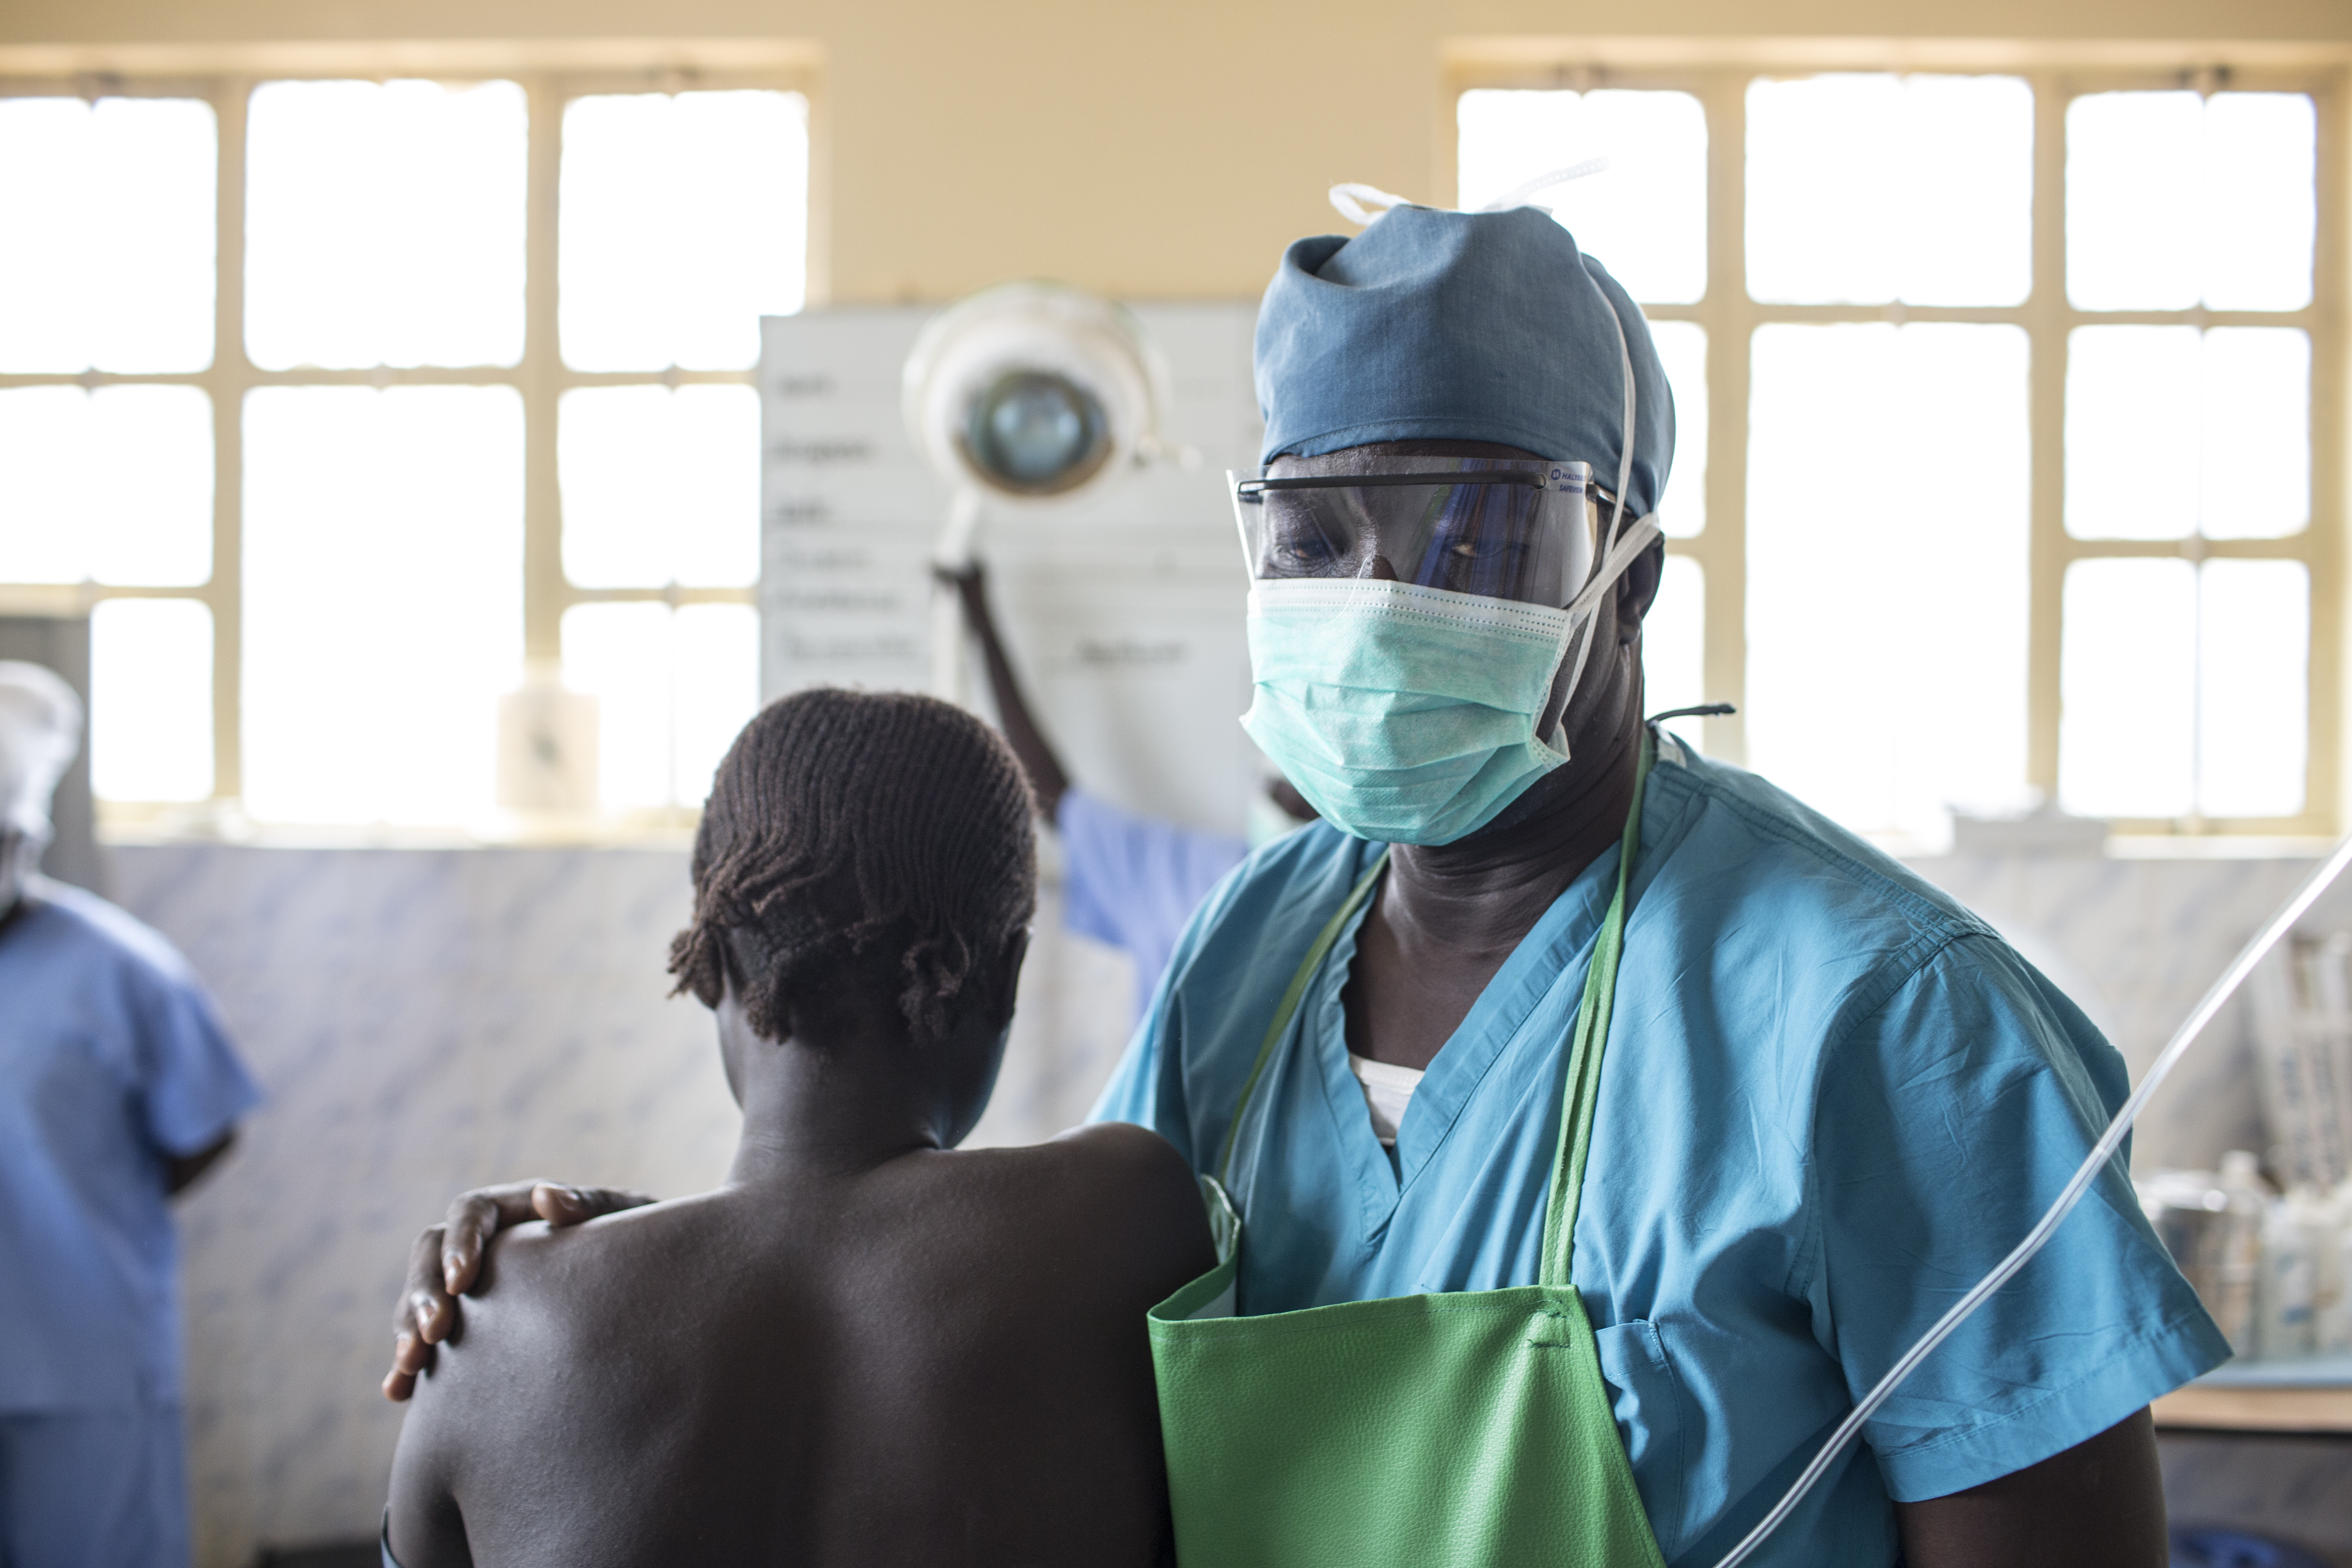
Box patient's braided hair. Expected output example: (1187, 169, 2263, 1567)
(669, 688, 1038, 1047)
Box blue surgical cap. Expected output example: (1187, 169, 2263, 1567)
(1254, 206, 1675, 517)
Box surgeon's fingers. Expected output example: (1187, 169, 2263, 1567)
(384, 1225, 449, 1400)
(401, 1223, 458, 1344)
(529, 1183, 655, 1228)
(383, 1328, 432, 1402)
(437, 1180, 557, 1299)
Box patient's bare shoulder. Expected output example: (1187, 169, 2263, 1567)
(401, 1195, 740, 1433)
(1044, 1120, 1208, 1213)
(381, 1221, 588, 1568)
(977, 1123, 1215, 1295)
(385, 1197, 742, 1566)
(466, 1192, 744, 1343)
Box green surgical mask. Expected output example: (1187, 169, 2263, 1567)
(1239, 511, 1660, 846)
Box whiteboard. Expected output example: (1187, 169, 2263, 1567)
(758, 303, 1264, 836)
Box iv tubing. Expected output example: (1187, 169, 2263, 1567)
(1707, 827, 2352, 1568)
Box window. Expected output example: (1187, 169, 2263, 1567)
(1455, 60, 2339, 840)
(0, 66, 808, 828)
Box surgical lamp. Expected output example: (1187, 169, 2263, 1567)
(902, 282, 1171, 698)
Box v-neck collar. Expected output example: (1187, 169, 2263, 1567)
(1299, 833, 1630, 1243)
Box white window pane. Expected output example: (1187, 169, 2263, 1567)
(1748, 323, 2030, 833)
(2198, 559, 2306, 817)
(0, 386, 212, 586)
(0, 388, 92, 582)
(561, 603, 759, 812)
(93, 388, 214, 585)
(1747, 75, 1901, 305)
(2065, 91, 2310, 311)
(1648, 322, 1706, 537)
(561, 385, 760, 588)
(2067, 91, 2201, 310)
(246, 79, 526, 370)
(243, 387, 523, 823)
(562, 603, 673, 811)
(1455, 89, 1708, 306)
(2065, 326, 2199, 540)
(2201, 328, 2309, 539)
(1745, 74, 2029, 308)
(0, 97, 216, 373)
(1897, 75, 2034, 306)
(2203, 94, 2315, 311)
(564, 605, 662, 811)
(673, 604, 760, 808)
(2059, 559, 2196, 818)
(90, 598, 213, 802)
(1642, 555, 1705, 752)
(560, 90, 810, 371)
(1457, 89, 1579, 213)
(2066, 326, 2309, 542)
(0, 100, 89, 373)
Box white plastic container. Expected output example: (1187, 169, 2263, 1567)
(2217, 1152, 2270, 1352)
(2318, 1180, 2352, 1355)
(2254, 1191, 2320, 1359)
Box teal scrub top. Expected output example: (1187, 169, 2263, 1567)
(1091, 735, 2225, 1568)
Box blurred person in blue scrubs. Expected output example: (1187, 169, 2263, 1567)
(390, 206, 2213, 1566)
(939, 561, 1314, 1023)
(0, 661, 260, 1568)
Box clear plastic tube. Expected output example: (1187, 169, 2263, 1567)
(1708, 829, 2352, 1568)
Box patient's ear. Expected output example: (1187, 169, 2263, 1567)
(986, 929, 1031, 1030)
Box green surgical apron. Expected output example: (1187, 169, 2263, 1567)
(1147, 737, 1666, 1568)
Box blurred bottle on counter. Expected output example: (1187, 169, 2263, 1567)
(2141, 1156, 2352, 1362)
(2255, 1187, 2320, 1358)
(2310, 1180, 2352, 1355)
(2139, 1155, 2264, 1353)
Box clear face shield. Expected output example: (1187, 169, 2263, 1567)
(1229, 457, 1610, 609)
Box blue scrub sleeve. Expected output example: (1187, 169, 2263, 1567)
(1057, 788, 1248, 1000)
(1087, 822, 1274, 1165)
(1804, 933, 2227, 1501)
(131, 967, 261, 1157)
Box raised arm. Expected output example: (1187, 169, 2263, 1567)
(1894, 1409, 2167, 1566)
(383, 1180, 650, 1401)
(939, 561, 1070, 816)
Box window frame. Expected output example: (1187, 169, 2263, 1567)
(0, 49, 820, 830)
(1443, 47, 2349, 839)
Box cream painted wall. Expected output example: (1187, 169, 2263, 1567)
(4, 0, 2347, 304)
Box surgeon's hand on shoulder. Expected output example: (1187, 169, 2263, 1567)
(1895, 1409, 2167, 1567)
(381, 1179, 651, 1401)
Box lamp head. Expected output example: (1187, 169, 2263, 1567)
(904, 282, 1168, 504)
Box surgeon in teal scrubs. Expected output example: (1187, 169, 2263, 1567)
(1084, 205, 2221, 1565)
(390, 204, 2219, 1565)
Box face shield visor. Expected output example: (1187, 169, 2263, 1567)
(1229, 457, 1607, 610)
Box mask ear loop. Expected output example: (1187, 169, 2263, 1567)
(1545, 296, 1653, 750)
(1328, 184, 1413, 225)
(1476, 156, 1610, 214)
(1330, 157, 1609, 226)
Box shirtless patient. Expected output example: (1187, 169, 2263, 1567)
(384, 688, 1216, 1567)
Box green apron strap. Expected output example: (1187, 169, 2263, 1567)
(1215, 853, 1390, 1184)
(1537, 731, 1655, 1290)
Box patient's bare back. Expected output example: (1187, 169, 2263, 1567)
(388, 1122, 1213, 1568)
